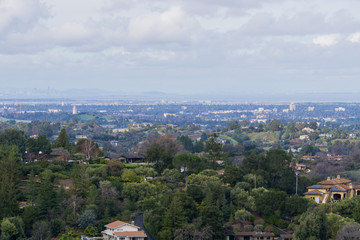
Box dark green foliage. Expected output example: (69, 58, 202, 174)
(200, 205, 224, 240)
(222, 165, 243, 187)
(178, 135, 194, 152)
(0, 145, 21, 219)
(36, 170, 58, 219)
(242, 149, 296, 193)
(26, 135, 51, 154)
(255, 190, 287, 216)
(205, 133, 223, 162)
(284, 195, 315, 217)
(50, 219, 65, 237)
(56, 128, 70, 150)
(0, 129, 26, 154)
(294, 207, 328, 240)
(173, 153, 201, 176)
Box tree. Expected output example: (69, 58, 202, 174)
(234, 209, 252, 223)
(1, 218, 18, 240)
(0, 129, 26, 154)
(204, 133, 223, 163)
(32, 221, 49, 240)
(49, 219, 65, 237)
(173, 153, 201, 178)
(222, 165, 243, 187)
(78, 210, 96, 229)
(84, 226, 98, 237)
(0, 145, 21, 219)
(200, 206, 224, 240)
(255, 190, 287, 216)
(75, 139, 100, 160)
(56, 128, 69, 150)
(178, 135, 194, 152)
(36, 170, 58, 219)
(294, 207, 328, 240)
(336, 223, 360, 240)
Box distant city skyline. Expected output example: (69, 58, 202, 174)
(1, 0, 360, 95)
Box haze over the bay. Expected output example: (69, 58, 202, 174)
(1, 0, 360, 96)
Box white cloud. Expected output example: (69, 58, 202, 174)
(0, 0, 48, 35)
(313, 34, 341, 47)
(347, 32, 360, 43)
(128, 6, 199, 44)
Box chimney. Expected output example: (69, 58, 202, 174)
(350, 183, 353, 189)
(327, 177, 331, 181)
(337, 175, 340, 179)
(131, 221, 135, 225)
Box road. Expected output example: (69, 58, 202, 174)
(134, 213, 154, 240)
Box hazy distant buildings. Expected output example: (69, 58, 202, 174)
(308, 106, 315, 111)
(290, 102, 296, 112)
(335, 107, 346, 112)
(72, 105, 77, 115)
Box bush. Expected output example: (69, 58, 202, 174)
(254, 224, 264, 232)
(50, 219, 65, 237)
(244, 225, 254, 231)
(234, 210, 252, 223)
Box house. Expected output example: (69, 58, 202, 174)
(299, 135, 310, 141)
(119, 154, 145, 163)
(304, 175, 360, 204)
(226, 232, 275, 240)
(102, 220, 147, 240)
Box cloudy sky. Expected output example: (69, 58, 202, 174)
(1, 0, 360, 96)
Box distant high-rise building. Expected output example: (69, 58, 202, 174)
(290, 102, 296, 112)
(72, 105, 77, 115)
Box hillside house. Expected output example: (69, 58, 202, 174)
(304, 175, 360, 204)
(119, 154, 145, 163)
(102, 220, 147, 240)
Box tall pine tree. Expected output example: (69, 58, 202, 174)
(0, 145, 21, 218)
(56, 128, 69, 150)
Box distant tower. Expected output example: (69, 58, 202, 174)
(72, 105, 77, 115)
(290, 102, 296, 112)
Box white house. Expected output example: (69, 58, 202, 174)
(102, 221, 147, 240)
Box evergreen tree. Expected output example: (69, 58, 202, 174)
(0, 145, 21, 219)
(56, 128, 70, 150)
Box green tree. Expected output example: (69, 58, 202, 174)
(36, 170, 58, 219)
(50, 219, 65, 237)
(56, 128, 70, 150)
(205, 133, 223, 164)
(84, 226, 98, 237)
(222, 165, 244, 187)
(294, 207, 328, 240)
(255, 190, 287, 216)
(0, 145, 21, 218)
(178, 135, 194, 152)
(0, 129, 26, 154)
(78, 210, 96, 229)
(0, 218, 18, 240)
(200, 205, 224, 240)
(173, 153, 201, 178)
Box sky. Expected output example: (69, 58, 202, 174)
(1, 0, 360, 96)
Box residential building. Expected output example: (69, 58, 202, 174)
(102, 220, 147, 240)
(304, 175, 360, 204)
(226, 232, 275, 240)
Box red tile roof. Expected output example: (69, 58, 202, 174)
(114, 231, 147, 237)
(318, 178, 351, 185)
(104, 221, 127, 229)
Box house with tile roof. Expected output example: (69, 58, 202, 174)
(304, 175, 360, 203)
(102, 220, 147, 240)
